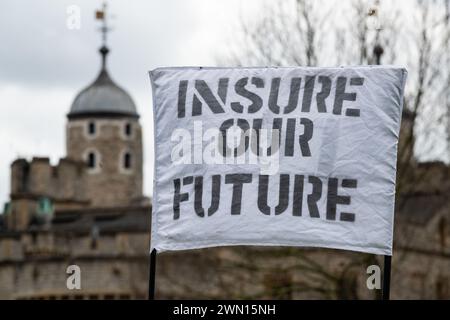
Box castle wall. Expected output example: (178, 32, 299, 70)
(4, 198, 37, 231)
(0, 231, 150, 299)
(52, 158, 88, 205)
(10, 157, 88, 204)
(10, 159, 29, 194)
(7, 157, 89, 230)
(66, 118, 143, 207)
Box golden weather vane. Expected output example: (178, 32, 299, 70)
(96, 2, 110, 48)
(95, 2, 114, 69)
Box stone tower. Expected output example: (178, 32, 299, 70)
(66, 44, 143, 207)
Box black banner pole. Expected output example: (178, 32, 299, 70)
(382, 255, 392, 300)
(148, 248, 157, 300)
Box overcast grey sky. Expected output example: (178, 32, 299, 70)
(0, 0, 260, 207)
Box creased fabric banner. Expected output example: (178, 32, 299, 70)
(149, 66, 407, 255)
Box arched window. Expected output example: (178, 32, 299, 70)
(123, 152, 132, 169)
(88, 152, 96, 168)
(124, 122, 132, 136)
(88, 121, 96, 135)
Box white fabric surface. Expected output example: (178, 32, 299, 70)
(149, 66, 407, 255)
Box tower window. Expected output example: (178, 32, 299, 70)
(124, 123, 132, 136)
(88, 122, 96, 135)
(88, 152, 96, 168)
(123, 152, 132, 169)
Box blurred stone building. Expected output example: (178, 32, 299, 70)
(0, 40, 151, 299)
(0, 30, 449, 300)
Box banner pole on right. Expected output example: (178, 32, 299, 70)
(382, 255, 392, 300)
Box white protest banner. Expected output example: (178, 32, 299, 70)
(149, 66, 407, 255)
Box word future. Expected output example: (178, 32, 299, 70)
(174, 173, 358, 222)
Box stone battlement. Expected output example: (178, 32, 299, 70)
(10, 157, 88, 205)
